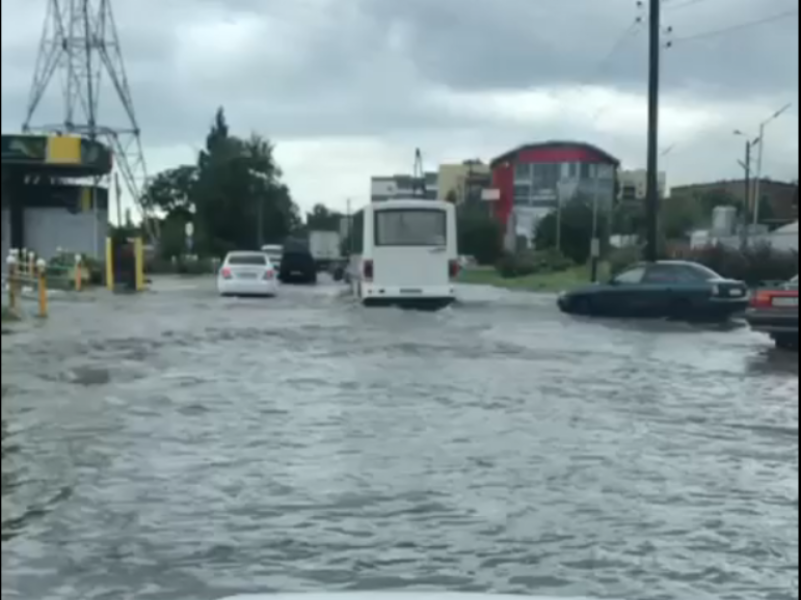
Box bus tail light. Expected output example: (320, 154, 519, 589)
(449, 259, 460, 279)
(363, 260, 374, 281)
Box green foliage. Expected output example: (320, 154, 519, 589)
(496, 249, 574, 279)
(146, 256, 219, 276)
(457, 207, 503, 265)
(534, 195, 610, 264)
(609, 246, 643, 276)
(306, 203, 342, 231)
(687, 244, 797, 286)
(141, 107, 302, 258)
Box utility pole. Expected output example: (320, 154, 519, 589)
(114, 172, 122, 228)
(744, 140, 752, 217)
(590, 168, 600, 282)
(645, 0, 661, 262)
(346, 198, 353, 255)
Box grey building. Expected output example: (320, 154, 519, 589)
(1, 185, 108, 264)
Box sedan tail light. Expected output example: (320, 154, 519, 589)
(449, 259, 460, 279)
(363, 260, 374, 281)
(221, 267, 232, 279)
(751, 290, 775, 308)
(264, 269, 275, 280)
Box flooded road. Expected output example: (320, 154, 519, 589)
(2, 278, 798, 600)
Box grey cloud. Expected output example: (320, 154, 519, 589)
(355, 0, 799, 98)
(1, 0, 798, 186)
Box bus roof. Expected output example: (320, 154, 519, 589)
(371, 199, 452, 211)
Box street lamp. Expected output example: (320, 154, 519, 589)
(753, 102, 793, 225)
(734, 129, 762, 211)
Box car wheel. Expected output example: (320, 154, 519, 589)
(774, 334, 799, 351)
(669, 299, 693, 321)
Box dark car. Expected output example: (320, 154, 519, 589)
(279, 250, 317, 284)
(557, 260, 750, 321)
(744, 276, 798, 350)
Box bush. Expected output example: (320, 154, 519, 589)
(146, 256, 219, 275)
(495, 249, 575, 279)
(689, 244, 797, 286)
(609, 246, 643, 276)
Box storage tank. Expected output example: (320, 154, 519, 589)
(711, 205, 737, 235)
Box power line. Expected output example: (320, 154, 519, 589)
(670, 9, 798, 44)
(664, 0, 712, 11)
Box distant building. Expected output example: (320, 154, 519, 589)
(370, 172, 438, 202)
(618, 169, 667, 201)
(489, 141, 620, 245)
(437, 160, 492, 204)
(672, 179, 798, 225)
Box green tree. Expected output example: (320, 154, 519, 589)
(660, 194, 704, 239)
(306, 203, 342, 231)
(142, 165, 197, 217)
(534, 196, 609, 264)
(457, 205, 503, 264)
(142, 107, 301, 257)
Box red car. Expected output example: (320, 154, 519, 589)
(745, 276, 799, 350)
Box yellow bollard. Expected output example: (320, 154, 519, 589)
(74, 254, 82, 292)
(105, 238, 114, 291)
(6, 253, 19, 313)
(37, 258, 48, 318)
(134, 237, 144, 291)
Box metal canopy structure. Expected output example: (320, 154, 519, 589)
(22, 0, 157, 242)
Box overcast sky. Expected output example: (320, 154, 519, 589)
(2, 0, 799, 214)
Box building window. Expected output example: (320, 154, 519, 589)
(514, 184, 530, 206)
(580, 163, 594, 180)
(514, 162, 530, 181)
(597, 164, 614, 180)
(568, 163, 579, 179)
(531, 163, 560, 190)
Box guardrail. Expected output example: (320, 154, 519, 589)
(5, 249, 49, 318)
(3, 248, 92, 319)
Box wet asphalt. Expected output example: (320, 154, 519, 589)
(1, 277, 798, 600)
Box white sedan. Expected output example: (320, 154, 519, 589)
(217, 251, 279, 297)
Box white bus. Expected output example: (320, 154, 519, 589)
(350, 199, 459, 309)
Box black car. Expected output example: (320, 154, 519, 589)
(557, 260, 750, 321)
(279, 250, 317, 284)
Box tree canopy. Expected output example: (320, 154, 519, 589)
(142, 107, 302, 257)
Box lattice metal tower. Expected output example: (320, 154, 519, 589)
(22, 0, 157, 241)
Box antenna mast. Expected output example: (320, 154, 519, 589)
(23, 0, 158, 242)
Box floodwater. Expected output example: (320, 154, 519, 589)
(1, 278, 798, 600)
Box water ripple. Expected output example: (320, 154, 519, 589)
(2, 279, 798, 600)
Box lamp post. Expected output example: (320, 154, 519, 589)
(734, 129, 762, 229)
(753, 103, 793, 225)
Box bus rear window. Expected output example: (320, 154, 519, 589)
(374, 209, 447, 247)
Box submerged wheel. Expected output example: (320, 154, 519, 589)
(669, 299, 693, 321)
(774, 334, 799, 351)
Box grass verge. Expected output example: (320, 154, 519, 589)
(459, 263, 610, 293)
